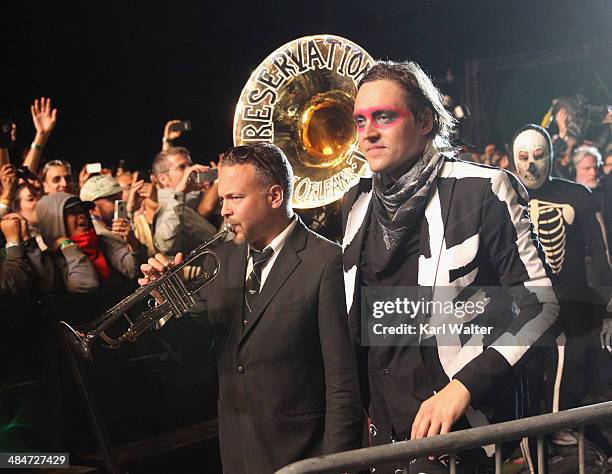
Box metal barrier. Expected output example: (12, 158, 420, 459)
(276, 401, 612, 474)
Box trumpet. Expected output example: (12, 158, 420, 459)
(61, 224, 234, 362)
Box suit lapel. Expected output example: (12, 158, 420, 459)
(419, 159, 456, 288)
(238, 220, 307, 346)
(225, 242, 248, 330)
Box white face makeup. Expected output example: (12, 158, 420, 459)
(512, 129, 551, 190)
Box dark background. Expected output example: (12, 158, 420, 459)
(3, 0, 612, 171)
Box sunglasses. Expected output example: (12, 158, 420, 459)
(224, 145, 281, 184)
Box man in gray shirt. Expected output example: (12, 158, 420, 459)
(151, 147, 218, 256)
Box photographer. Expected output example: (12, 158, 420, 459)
(79, 175, 147, 280)
(151, 147, 217, 256)
(125, 171, 159, 257)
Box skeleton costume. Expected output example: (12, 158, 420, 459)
(512, 124, 612, 462)
(512, 126, 611, 306)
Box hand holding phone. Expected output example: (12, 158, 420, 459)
(190, 168, 218, 185)
(114, 200, 128, 220)
(168, 120, 192, 133)
(86, 163, 102, 174)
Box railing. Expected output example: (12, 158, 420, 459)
(276, 401, 612, 474)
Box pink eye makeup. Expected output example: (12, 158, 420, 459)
(353, 106, 410, 131)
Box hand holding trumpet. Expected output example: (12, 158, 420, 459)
(138, 252, 184, 304)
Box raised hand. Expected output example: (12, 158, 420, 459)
(3, 213, 29, 241)
(1, 216, 22, 243)
(162, 120, 183, 150)
(0, 164, 17, 200)
(31, 97, 58, 136)
(555, 107, 569, 139)
(78, 164, 91, 189)
(138, 182, 157, 202)
(175, 164, 211, 194)
(112, 217, 140, 253)
(127, 172, 144, 214)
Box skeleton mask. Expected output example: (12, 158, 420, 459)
(512, 129, 551, 190)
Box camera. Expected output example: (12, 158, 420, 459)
(189, 168, 218, 185)
(168, 120, 192, 133)
(15, 166, 38, 181)
(554, 95, 611, 146)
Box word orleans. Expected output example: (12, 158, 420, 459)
(292, 167, 361, 205)
(239, 37, 372, 142)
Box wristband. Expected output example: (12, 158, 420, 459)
(59, 239, 74, 250)
(5, 241, 21, 249)
(30, 142, 43, 150)
(162, 137, 172, 143)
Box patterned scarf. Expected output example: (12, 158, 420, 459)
(70, 229, 111, 283)
(370, 141, 443, 273)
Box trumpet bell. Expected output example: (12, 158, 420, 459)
(234, 35, 374, 209)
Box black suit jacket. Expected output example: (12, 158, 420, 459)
(196, 219, 363, 474)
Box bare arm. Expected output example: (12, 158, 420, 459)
(22, 97, 58, 173)
(0, 123, 17, 167)
(162, 119, 183, 151)
(196, 181, 219, 218)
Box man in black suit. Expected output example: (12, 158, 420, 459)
(141, 143, 363, 473)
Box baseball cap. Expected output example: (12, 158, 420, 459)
(64, 195, 95, 212)
(80, 174, 122, 201)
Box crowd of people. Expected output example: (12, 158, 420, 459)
(0, 96, 609, 300)
(0, 100, 221, 296)
(1, 69, 611, 472)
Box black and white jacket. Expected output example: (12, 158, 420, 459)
(341, 152, 560, 449)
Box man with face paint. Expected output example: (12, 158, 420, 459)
(342, 61, 559, 473)
(512, 124, 612, 459)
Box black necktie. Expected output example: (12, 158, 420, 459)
(244, 247, 274, 321)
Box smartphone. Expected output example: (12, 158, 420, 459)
(114, 200, 128, 220)
(86, 163, 102, 174)
(0, 118, 14, 149)
(138, 169, 151, 182)
(168, 120, 192, 133)
(191, 168, 218, 185)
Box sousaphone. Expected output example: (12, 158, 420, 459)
(233, 35, 374, 209)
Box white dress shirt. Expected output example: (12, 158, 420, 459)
(245, 215, 298, 290)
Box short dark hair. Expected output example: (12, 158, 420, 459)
(358, 60, 455, 143)
(222, 143, 293, 205)
(152, 147, 191, 176)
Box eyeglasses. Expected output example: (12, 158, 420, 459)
(160, 159, 193, 175)
(224, 145, 281, 184)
